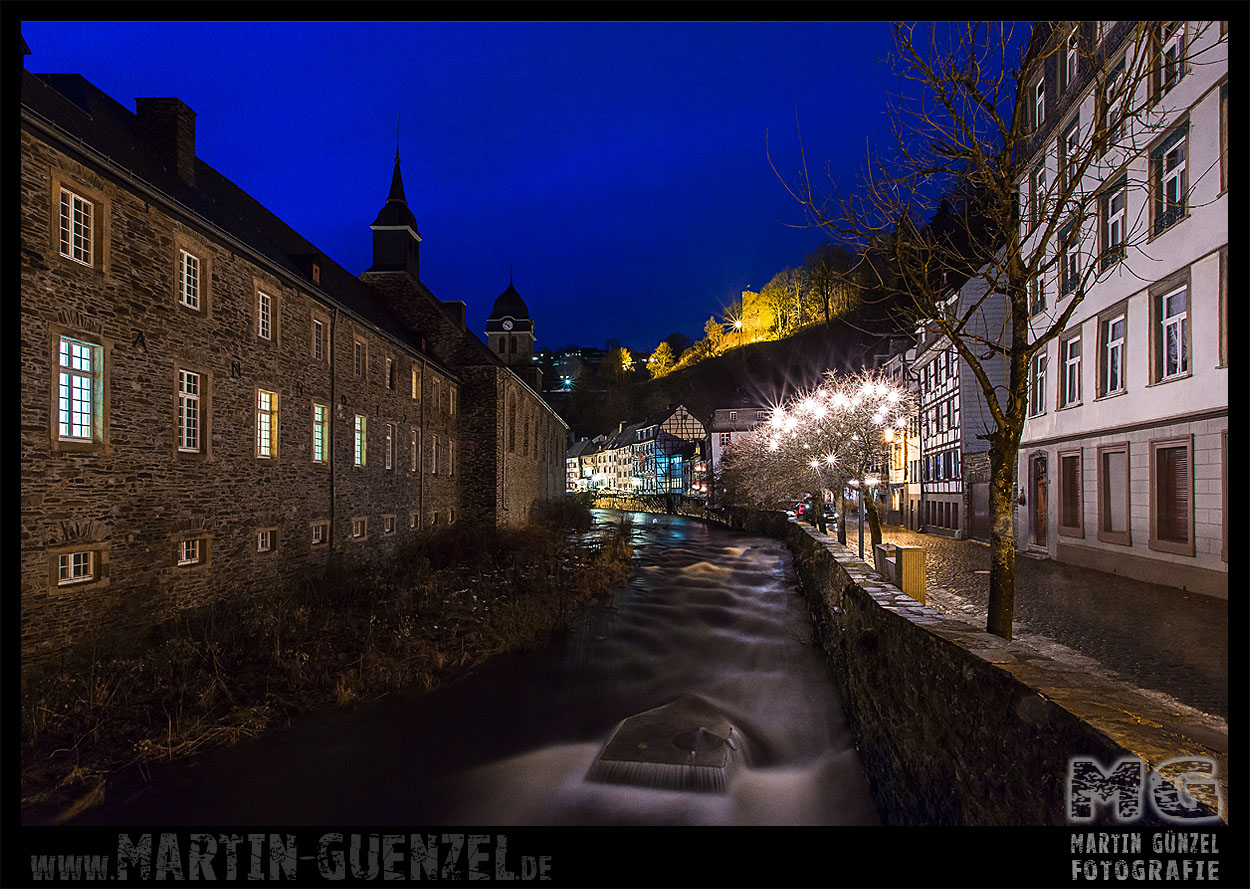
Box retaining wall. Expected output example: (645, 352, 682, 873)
(592, 495, 1227, 826)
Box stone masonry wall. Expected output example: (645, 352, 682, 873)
(21, 130, 460, 668)
(592, 495, 1226, 825)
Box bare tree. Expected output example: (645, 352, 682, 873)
(771, 21, 1222, 639)
(804, 243, 863, 327)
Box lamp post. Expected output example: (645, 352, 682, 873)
(734, 317, 743, 350)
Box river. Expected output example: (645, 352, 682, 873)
(72, 510, 879, 826)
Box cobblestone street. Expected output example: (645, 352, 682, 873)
(866, 526, 1228, 720)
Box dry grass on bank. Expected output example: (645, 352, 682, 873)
(20, 510, 632, 816)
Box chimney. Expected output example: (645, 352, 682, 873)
(136, 97, 197, 185)
(441, 300, 467, 329)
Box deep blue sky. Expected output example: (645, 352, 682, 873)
(23, 20, 905, 353)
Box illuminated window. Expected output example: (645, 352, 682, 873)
(354, 415, 367, 466)
(411, 366, 419, 399)
(58, 336, 98, 441)
(312, 403, 327, 463)
(58, 187, 93, 266)
(256, 389, 278, 459)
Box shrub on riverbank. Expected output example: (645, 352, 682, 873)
(20, 515, 632, 817)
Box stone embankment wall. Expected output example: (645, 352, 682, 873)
(592, 495, 1226, 826)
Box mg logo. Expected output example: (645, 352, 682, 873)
(1067, 756, 1223, 824)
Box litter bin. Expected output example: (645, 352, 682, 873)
(873, 543, 926, 603)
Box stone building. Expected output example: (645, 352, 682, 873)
(20, 62, 566, 665)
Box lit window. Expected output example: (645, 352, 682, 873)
(256, 389, 278, 458)
(411, 366, 419, 399)
(58, 337, 98, 441)
(312, 403, 327, 463)
(58, 187, 93, 266)
(354, 415, 367, 466)
(257, 291, 272, 340)
(257, 529, 275, 552)
(178, 369, 201, 452)
(177, 539, 201, 566)
(57, 551, 94, 585)
(179, 250, 200, 310)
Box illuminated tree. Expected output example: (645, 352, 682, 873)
(600, 346, 634, 383)
(648, 340, 675, 378)
(772, 21, 1221, 639)
(721, 370, 914, 547)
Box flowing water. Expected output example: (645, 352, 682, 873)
(73, 510, 879, 826)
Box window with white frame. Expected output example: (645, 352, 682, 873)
(256, 389, 278, 459)
(178, 249, 200, 310)
(58, 187, 94, 266)
(311, 522, 327, 545)
(385, 423, 395, 470)
(57, 336, 99, 441)
(1153, 124, 1188, 235)
(1062, 31, 1078, 93)
(1157, 23, 1185, 97)
(312, 403, 327, 463)
(312, 318, 325, 362)
(410, 427, 418, 472)
(1060, 117, 1080, 189)
(720, 432, 731, 448)
(58, 550, 95, 585)
(1029, 351, 1047, 416)
(177, 538, 202, 566)
(1059, 223, 1080, 296)
(257, 291, 273, 340)
(351, 516, 366, 539)
(1102, 59, 1125, 150)
(177, 369, 201, 452)
(1101, 312, 1126, 396)
(354, 415, 367, 466)
(1100, 179, 1127, 268)
(1030, 164, 1047, 227)
(1061, 334, 1082, 407)
(1029, 276, 1047, 317)
(257, 528, 275, 552)
(1158, 285, 1189, 380)
(1034, 77, 1045, 129)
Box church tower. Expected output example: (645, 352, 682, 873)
(486, 274, 542, 391)
(366, 152, 421, 280)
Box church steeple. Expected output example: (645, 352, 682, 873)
(368, 152, 421, 279)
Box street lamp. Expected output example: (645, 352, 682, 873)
(734, 317, 743, 349)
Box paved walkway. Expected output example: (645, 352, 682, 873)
(870, 526, 1228, 720)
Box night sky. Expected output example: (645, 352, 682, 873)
(23, 20, 906, 353)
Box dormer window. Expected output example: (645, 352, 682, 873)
(312, 263, 321, 284)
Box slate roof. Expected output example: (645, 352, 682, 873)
(489, 280, 530, 320)
(370, 156, 421, 234)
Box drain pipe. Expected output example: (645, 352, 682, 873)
(329, 306, 338, 564)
